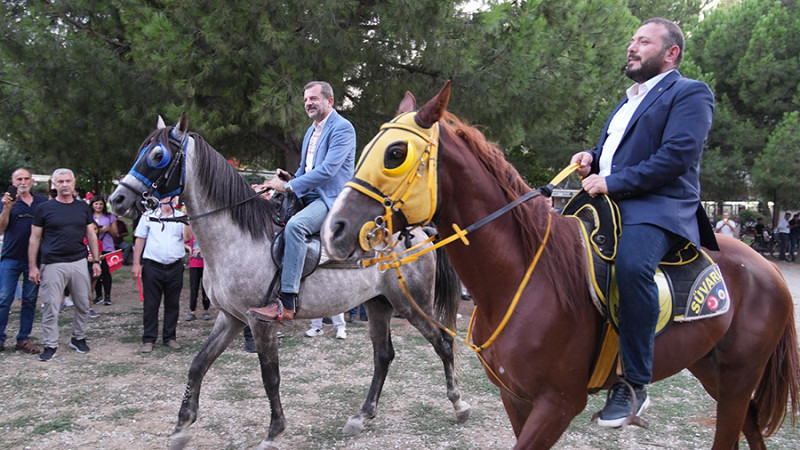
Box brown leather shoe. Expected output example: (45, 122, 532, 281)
(247, 301, 294, 323)
(15, 340, 41, 354)
(165, 340, 181, 349)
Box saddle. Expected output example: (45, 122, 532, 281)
(561, 190, 731, 392)
(262, 191, 367, 308)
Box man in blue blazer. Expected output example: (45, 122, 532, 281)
(249, 81, 356, 322)
(570, 18, 714, 427)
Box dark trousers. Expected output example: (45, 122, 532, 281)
(616, 224, 684, 386)
(142, 259, 183, 344)
(189, 267, 209, 312)
(94, 259, 112, 298)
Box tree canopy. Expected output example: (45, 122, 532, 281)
(0, 0, 797, 213)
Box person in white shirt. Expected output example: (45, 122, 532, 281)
(132, 198, 192, 352)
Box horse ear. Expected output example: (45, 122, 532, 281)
(157, 115, 167, 129)
(416, 80, 450, 127)
(172, 112, 189, 140)
(396, 91, 417, 116)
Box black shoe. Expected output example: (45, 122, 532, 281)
(103, 297, 111, 305)
(93, 296, 103, 304)
(244, 337, 256, 353)
(39, 346, 57, 361)
(596, 381, 649, 428)
(69, 338, 90, 354)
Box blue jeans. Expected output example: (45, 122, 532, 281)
(616, 224, 683, 385)
(281, 197, 328, 294)
(0, 258, 39, 344)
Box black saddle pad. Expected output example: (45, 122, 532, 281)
(271, 229, 322, 279)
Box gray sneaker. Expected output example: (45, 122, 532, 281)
(184, 313, 197, 321)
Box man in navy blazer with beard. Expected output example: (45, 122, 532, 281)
(570, 17, 714, 427)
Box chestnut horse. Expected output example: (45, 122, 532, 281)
(322, 82, 799, 448)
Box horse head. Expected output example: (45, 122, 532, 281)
(323, 82, 451, 260)
(109, 113, 190, 217)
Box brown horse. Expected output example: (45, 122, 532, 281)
(321, 82, 800, 448)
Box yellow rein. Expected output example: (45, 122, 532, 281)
(363, 163, 579, 402)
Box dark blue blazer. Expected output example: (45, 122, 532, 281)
(588, 70, 714, 247)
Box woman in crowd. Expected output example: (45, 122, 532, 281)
(91, 196, 117, 305)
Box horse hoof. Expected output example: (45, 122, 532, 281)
(455, 405, 471, 423)
(169, 430, 191, 450)
(341, 418, 365, 435)
(257, 437, 280, 450)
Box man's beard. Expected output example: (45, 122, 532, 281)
(625, 50, 666, 83)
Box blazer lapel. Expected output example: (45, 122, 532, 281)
(622, 71, 680, 139)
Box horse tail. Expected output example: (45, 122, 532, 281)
(433, 243, 461, 331)
(421, 227, 460, 330)
(752, 314, 800, 436)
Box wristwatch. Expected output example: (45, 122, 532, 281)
(284, 182, 294, 194)
(92, 261, 101, 265)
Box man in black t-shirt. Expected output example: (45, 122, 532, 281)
(28, 168, 101, 362)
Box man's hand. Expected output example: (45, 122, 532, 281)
(92, 263, 102, 278)
(29, 266, 40, 285)
(132, 262, 142, 278)
(1, 192, 15, 209)
(582, 174, 609, 197)
(570, 152, 594, 177)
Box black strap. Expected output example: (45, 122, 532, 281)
(151, 187, 270, 226)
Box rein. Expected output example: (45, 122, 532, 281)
(366, 163, 579, 402)
(147, 187, 271, 226)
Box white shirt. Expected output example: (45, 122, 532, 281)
(598, 70, 675, 176)
(304, 114, 330, 173)
(134, 208, 186, 264)
(777, 216, 791, 234)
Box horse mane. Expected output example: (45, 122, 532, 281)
(190, 133, 278, 241)
(439, 112, 587, 313)
(141, 128, 276, 241)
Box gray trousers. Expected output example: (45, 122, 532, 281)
(39, 260, 91, 348)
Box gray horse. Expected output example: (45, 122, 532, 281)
(108, 114, 470, 449)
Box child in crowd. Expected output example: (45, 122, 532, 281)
(184, 236, 210, 321)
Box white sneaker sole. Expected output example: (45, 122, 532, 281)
(596, 395, 650, 428)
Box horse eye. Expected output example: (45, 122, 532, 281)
(147, 144, 171, 168)
(384, 143, 408, 170)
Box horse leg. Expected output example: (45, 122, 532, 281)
(511, 390, 586, 449)
(171, 313, 245, 450)
(399, 298, 471, 423)
(341, 296, 394, 435)
(248, 318, 286, 450)
(689, 354, 767, 449)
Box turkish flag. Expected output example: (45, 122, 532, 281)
(104, 249, 124, 273)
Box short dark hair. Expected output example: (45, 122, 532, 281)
(643, 17, 685, 67)
(304, 81, 334, 100)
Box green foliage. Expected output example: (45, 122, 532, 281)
(0, 140, 28, 187)
(752, 111, 800, 210)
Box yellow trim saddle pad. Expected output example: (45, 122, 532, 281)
(561, 190, 731, 391)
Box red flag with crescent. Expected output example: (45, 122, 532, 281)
(104, 249, 124, 273)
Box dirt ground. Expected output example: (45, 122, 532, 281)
(1, 258, 799, 449)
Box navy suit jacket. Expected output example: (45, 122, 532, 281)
(291, 109, 356, 209)
(588, 70, 714, 247)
